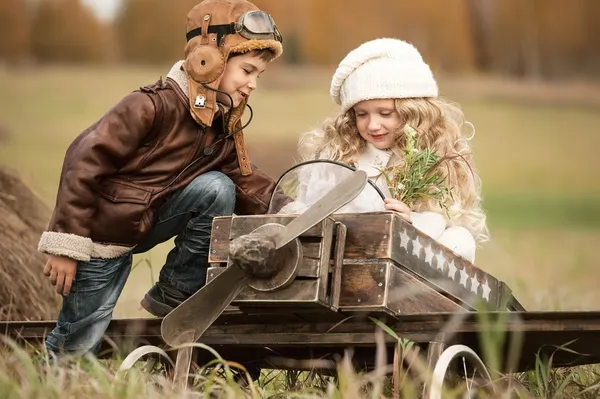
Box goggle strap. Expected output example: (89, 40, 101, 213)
(186, 23, 236, 46)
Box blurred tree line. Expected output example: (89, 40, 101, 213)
(1, 0, 599, 80)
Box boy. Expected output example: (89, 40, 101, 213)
(38, 0, 286, 357)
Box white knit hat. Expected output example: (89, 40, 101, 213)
(330, 38, 438, 113)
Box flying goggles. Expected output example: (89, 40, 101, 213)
(186, 10, 283, 46)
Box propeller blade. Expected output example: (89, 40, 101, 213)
(274, 170, 367, 249)
(161, 264, 247, 347)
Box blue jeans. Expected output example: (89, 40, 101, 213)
(45, 171, 236, 356)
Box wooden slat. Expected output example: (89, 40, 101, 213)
(229, 215, 331, 239)
(329, 222, 347, 312)
(208, 217, 231, 263)
(317, 218, 335, 303)
(210, 228, 323, 270)
(333, 213, 393, 259)
(207, 268, 323, 304)
(302, 242, 321, 258)
(338, 263, 386, 308)
(386, 263, 465, 314)
(7, 311, 600, 371)
(207, 254, 320, 280)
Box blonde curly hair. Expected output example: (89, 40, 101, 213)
(298, 97, 489, 244)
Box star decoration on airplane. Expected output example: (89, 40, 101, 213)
(424, 245, 435, 266)
(481, 279, 492, 301)
(470, 274, 480, 294)
(399, 230, 410, 251)
(436, 253, 446, 272)
(447, 260, 457, 280)
(459, 268, 469, 288)
(412, 238, 422, 258)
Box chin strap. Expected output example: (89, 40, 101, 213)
(229, 104, 254, 176)
(202, 83, 254, 176)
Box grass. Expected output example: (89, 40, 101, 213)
(2, 313, 600, 398)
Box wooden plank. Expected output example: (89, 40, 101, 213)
(208, 217, 231, 263)
(209, 215, 325, 263)
(9, 312, 600, 371)
(338, 263, 386, 308)
(329, 222, 347, 312)
(210, 240, 322, 277)
(207, 254, 320, 280)
(333, 213, 393, 259)
(302, 241, 322, 258)
(388, 213, 503, 310)
(229, 215, 331, 239)
(317, 218, 335, 303)
(206, 268, 323, 305)
(386, 262, 465, 315)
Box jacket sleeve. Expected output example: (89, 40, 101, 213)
(220, 149, 291, 215)
(38, 91, 157, 261)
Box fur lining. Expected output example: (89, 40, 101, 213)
(90, 243, 132, 259)
(230, 39, 283, 59)
(38, 231, 132, 261)
(167, 61, 188, 97)
(38, 231, 94, 261)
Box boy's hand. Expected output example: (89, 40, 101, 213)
(43, 255, 77, 296)
(384, 198, 412, 223)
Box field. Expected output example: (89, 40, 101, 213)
(1, 64, 599, 318)
(2, 63, 600, 397)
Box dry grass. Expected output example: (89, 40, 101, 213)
(0, 166, 60, 320)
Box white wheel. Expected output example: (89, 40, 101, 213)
(428, 344, 495, 399)
(117, 345, 175, 375)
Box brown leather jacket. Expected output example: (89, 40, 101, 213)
(38, 70, 285, 261)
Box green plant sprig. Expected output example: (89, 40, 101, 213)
(379, 125, 455, 212)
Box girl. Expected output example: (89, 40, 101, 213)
(282, 38, 488, 262)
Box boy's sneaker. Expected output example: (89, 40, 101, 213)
(140, 281, 190, 317)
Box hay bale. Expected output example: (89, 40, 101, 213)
(0, 167, 60, 321)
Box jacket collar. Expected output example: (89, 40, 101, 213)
(355, 143, 392, 177)
(166, 61, 188, 95)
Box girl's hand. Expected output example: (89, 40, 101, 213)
(384, 198, 412, 222)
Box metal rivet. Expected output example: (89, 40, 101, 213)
(380, 269, 384, 272)
(357, 299, 361, 303)
(203, 15, 210, 20)
(216, 226, 220, 229)
(385, 220, 389, 224)
(211, 249, 216, 254)
(383, 235, 387, 239)
(378, 283, 383, 287)
(378, 294, 382, 298)
(210, 273, 214, 278)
